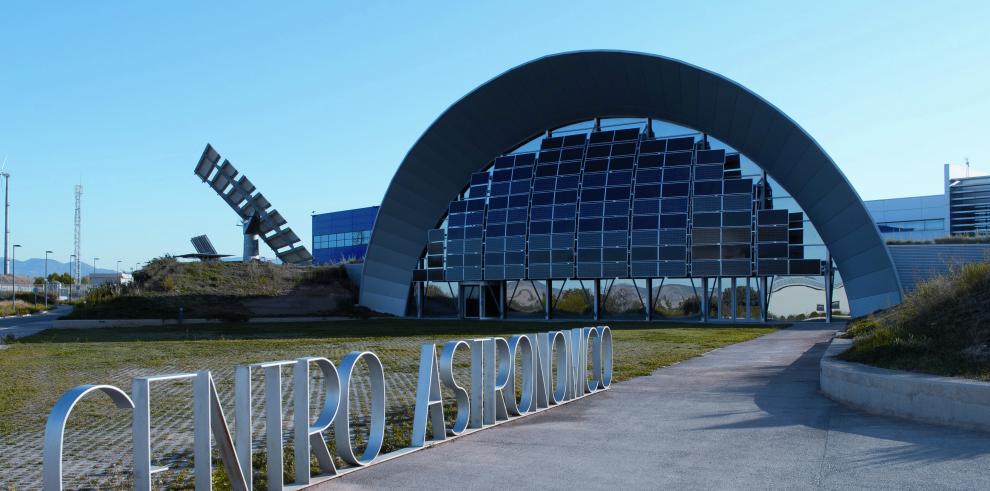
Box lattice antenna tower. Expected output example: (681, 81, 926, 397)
(74, 184, 82, 284)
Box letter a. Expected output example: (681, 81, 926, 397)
(412, 343, 446, 446)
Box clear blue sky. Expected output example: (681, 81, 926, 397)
(1, 1, 987, 268)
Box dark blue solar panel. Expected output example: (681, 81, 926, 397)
(422, 126, 812, 282)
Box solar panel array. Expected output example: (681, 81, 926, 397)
(413, 128, 824, 283)
(190, 234, 219, 255)
(194, 144, 313, 265)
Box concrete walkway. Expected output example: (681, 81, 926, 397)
(0, 305, 71, 341)
(329, 324, 990, 490)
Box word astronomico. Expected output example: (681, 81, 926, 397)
(42, 326, 613, 490)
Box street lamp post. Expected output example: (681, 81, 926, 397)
(93, 257, 99, 286)
(116, 260, 121, 276)
(11, 244, 20, 316)
(69, 254, 75, 302)
(45, 250, 52, 309)
(69, 254, 76, 302)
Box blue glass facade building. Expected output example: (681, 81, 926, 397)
(312, 206, 379, 264)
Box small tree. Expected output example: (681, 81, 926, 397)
(33, 277, 44, 285)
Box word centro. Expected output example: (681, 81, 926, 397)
(43, 326, 613, 491)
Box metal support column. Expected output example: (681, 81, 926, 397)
(544, 280, 552, 320)
(730, 277, 737, 322)
(701, 278, 709, 323)
(716, 277, 722, 320)
(745, 277, 751, 321)
(479, 283, 487, 320)
(825, 255, 833, 324)
(593, 278, 601, 321)
(645, 278, 653, 321)
(499, 280, 506, 319)
(760, 276, 768, 322)
(415, 282, 423, 318)
(458, 284, 465, 320)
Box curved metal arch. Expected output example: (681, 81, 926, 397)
(361, 50, 901, 317)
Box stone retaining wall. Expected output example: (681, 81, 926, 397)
(821, 338, 990, 431)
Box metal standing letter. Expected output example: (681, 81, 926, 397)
(491, 337, 510, 422)
(133, 373, 197, 491)
(412, 343, 446, 446)
(583, 327, 602, 394)
(233, 360, 309, 490)
(293, 357, 341, 485)
(532, 332, 550, 409)
(468, 338, 492, 428)
(599, 326, 613, 388)
(504, 335, 535, 415)
(439, 340, 471, 435)
(43, 385, 134, 491)
(334, 351, 386, 466)
(569, 328, 588, 399)
(193, 371, 250, 491)
(547, 331, 569, 404)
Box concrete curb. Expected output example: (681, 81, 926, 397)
(51, 316, 356, 329)
(820, 337, 990, 432)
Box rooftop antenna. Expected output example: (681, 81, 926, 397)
(0, 157, 9, 276)
(966, 157, 970, 177)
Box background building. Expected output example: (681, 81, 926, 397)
(312, 206, 378, 265)
(864, 163, 990, 242)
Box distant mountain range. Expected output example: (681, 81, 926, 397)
(9, 258, 116, 278)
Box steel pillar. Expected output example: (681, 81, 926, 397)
(716, 277, 722, 320)
(645, 278, 653, 321)
(544, 280, 552, 320)
(730, 278, 737, 322)
(745, 277, 751, 321)
(760, 276, 768, 322)
(825, 255, 833, 324)
(479, 283, 487, 320)
(593, 279, 601, 320)
(701, 278, 709, 323)
(415, 282, 423, 318)
(499, 280, 506, 319)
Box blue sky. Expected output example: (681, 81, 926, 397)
(1, 1, 987, 267)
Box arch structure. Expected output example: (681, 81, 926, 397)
(361, 50, 901, 318)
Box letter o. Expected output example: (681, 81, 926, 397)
(505, 335, 535, 415)
(549, 331, 568, 404)
(599, 326, 613, 388)
(584, 327, 601, 394)
(334, 351, 386, 466)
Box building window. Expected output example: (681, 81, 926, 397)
(314, 230, 372, 250)
(876, 218, 945, 233)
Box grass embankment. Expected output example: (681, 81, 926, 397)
(841, 262, 990, 380)
(64, 257, 358, 320)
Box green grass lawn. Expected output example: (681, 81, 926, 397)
(0, 319, 773, 434)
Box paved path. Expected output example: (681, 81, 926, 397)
(329, 324, 990, 490)
(0, 305, 71, 341)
